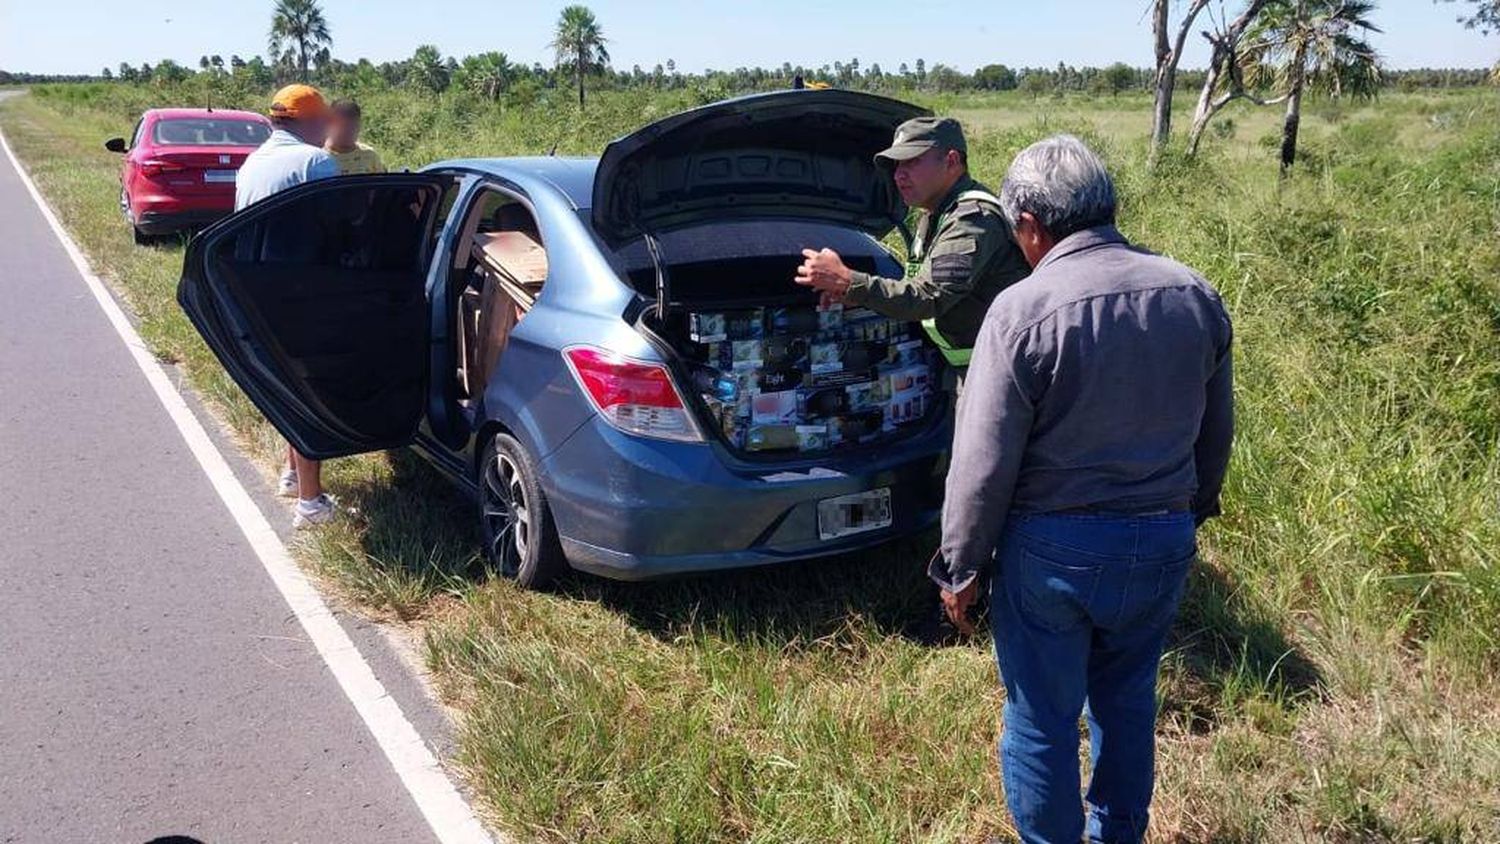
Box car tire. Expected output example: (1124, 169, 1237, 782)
(478, 432, 567, 589)
(123, 191, 151, 246)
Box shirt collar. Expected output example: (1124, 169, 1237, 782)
(267, 128, 309, 147)
(930, 173, 977, 217)
(1035, 224, 1128, 271)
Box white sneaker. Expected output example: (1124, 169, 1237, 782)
(292, 494, 337, 529)
(277, 468, 299, 498)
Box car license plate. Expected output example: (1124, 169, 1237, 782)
(204, 169, 237, 183)
(817, 488, 892, 541)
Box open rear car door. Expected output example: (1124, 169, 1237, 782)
(177, 174, 453, 459)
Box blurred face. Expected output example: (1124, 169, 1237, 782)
(893, 147, 964, 210)
(328, 112, 361, 149)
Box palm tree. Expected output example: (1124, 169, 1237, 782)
(268, 0, 332, 83)
(1243, 0, 1382, 174)
(406, 45, 450, 94)
(549, 5, 610, 109)
(459, 52, 515, 101)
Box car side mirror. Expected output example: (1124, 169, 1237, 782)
(104, 138, 127, 153)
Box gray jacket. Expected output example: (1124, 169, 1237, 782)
(932, 225, 1234, 592)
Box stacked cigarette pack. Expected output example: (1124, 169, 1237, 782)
(689, 303, 940, 453)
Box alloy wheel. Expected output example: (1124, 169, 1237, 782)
(482, 449, 531, 575)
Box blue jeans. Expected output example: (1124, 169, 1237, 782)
(990, 512, 1196, 844)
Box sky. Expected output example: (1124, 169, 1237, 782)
(0, 0, 1494, 76)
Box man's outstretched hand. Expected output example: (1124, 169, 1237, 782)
(940, 579, 980, 636)
(795, 247, 852, 308)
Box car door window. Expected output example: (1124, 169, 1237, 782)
(181, 175, 452, 458)
(129, 118, 147, 150)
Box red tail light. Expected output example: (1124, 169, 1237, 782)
(563, 346, 703, 443)
(140, 159, 187, 177)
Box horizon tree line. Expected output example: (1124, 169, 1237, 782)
(13, 0, 1496, 172)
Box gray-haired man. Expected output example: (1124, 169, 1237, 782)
(933, 135, 1234, 843)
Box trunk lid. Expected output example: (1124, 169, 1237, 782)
(591, 89, 928, 246)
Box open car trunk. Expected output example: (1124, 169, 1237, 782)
(591, 89, 944, 460)
(615, 221, 948, 460)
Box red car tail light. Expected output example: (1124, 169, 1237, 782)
(563, 346, 704, 443)
(140, 159, 187, 177)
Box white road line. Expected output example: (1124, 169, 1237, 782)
(0, 129, 495, 844)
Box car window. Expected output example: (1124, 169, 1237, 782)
(153, 118, 271, 147)
(129, 118, 147, 150)
(428, 174, 466, 254)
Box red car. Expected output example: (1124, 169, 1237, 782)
(105, 108, 272, 244)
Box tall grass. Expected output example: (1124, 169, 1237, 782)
(5, 82, 1497, 842)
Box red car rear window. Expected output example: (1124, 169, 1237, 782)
(153, 118, 271, 147)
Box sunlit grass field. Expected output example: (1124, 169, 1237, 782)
(4, 81, 1497, 842)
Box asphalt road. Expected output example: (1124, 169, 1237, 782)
(0, 93, 463, 844)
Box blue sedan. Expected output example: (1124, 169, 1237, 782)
(178, 89, 953, 588)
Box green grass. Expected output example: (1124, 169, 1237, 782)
(4, 82, 1498, 842)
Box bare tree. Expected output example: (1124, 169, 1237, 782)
(1150, 0, 1213, 161)
(1186, 0, 1281, 156)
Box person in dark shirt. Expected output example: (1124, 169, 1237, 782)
(934, 135, 1234, 844)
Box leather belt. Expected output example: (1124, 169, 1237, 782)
(1050, 500, 1192, 517)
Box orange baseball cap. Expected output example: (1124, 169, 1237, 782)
(268, 84, 329, 119)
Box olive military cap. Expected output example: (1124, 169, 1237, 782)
(874, 116, 967, 166)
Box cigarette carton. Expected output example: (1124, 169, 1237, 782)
(689, 312, 728, 343)
(745, 424, 800, 452)
(751, 389, 800, 425)
(796, 424, 830, 452)
(731, 339, 764, 370)
(768, 306, 821, 335)
(810, 341, 844, 374)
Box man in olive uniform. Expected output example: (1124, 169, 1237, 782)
(797, 117, 1029, 642)
(795, 116, 1030, 385)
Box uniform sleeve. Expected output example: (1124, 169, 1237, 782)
(1192, 309, 1234, 525)
(931, 312, 1037, 592)
(844, 210, 993, 322)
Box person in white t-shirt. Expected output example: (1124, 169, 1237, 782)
(235, 84, 340, 528)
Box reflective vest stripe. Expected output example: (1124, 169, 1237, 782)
(919, 189, 1003, 366)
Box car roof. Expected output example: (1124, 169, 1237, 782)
(145, 108, 268, 122)
(426, 156, 599, 210)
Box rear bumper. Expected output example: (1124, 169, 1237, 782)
(133, 208, 230, 235)
(559, 510, 940, 580)
(541, 415, 951, 580)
